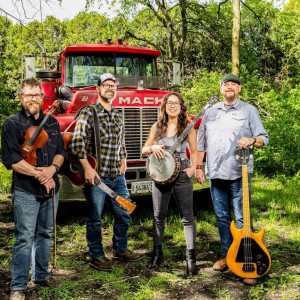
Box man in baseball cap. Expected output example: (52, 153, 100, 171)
(196, 73, 268, 286)
(70, 72, 142, 272)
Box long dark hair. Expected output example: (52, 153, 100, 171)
(155, 92, 188, 141)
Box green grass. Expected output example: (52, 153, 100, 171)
(0, 162, 299, 299)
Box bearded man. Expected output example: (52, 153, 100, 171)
(70, 73, 142, 272)
(1, 78, 65, 300)
(195, 74, 269, 286)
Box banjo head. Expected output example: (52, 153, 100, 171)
(146, 150, 180, 184)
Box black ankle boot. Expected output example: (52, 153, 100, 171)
(147, 245, 163, 269)
(186, 249, 197, 275)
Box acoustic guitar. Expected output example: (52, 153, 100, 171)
(59, 132, 136, 214)
(226, 147, 271, 278)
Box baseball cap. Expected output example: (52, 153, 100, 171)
(220, 74, 241, 85)
(97, 73, 119, 86)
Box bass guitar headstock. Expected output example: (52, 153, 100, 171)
(236, 146, 253, 165)
(116, 196, 137, 214)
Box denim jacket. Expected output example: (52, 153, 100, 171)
(1, 109, 65, 198)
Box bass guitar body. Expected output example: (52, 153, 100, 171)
(227, 222, 271, 278)
(226, 147, 271, 278)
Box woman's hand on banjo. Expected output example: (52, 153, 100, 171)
(151, 144, 166, 159)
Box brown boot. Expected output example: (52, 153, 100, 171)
(35, 276, 63, 288)
(112, 250, 142, 262)
(243, 278, 257, 286)
(213, 256, 228, 272)
(89, 257, 115, 271)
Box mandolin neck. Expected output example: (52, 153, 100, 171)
(242, 165, 251, 237)
(169, 102, 209, 153)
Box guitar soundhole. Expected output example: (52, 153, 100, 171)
(236, 238, 270, 275)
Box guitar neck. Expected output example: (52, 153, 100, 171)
(242, 165, 251, 237)
(97, 180, 118, 200)
(169, 103, 209, 153)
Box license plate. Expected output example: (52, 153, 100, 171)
(131, 181, 153, 194)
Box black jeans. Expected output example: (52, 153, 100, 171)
(152, 159, 196, 249)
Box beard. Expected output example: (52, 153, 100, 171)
(224, 91, 236, 102)
(99, 90, 116, 103)
(26, 103, 41, 116)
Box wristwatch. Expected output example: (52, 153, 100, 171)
(52, 164, 60, 172)
(251, 137, 257, 145)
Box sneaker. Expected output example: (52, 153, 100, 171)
(35, 276, 62, 288)
(9, 290, 25, 300)
(243, 278, 257, 286)
(213, 256, 228, 272)
(112, 250, 143, 262)
(89, 257, 115, 271)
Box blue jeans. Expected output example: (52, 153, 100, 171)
(210, 175, 251, 257)
(11, 189, 58, 291)
(84, 174, 130, 260)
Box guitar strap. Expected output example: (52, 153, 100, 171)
(90, 107, 101, 174)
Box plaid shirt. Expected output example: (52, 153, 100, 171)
(70, 101, 126, 179)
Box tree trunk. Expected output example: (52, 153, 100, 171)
(232, 0, 240, 76)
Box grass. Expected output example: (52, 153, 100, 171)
(0, 162, 299, 299)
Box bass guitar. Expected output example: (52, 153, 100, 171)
(146, 95, 218, 185)
(226, 147, 271, 278)
(60, 132, 136, 214)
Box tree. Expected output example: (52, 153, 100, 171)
(232, 0, 240, 75)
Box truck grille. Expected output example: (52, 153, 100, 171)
(117, 107, 159, 160)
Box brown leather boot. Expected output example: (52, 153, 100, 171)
(213, 256, 228, 271)
(112, 250, 142, 262)
(89, 257, 115, 271)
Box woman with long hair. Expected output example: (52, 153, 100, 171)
(142, 92, 198, 276)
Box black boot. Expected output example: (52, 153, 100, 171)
(186, 249, 197, 276)
(147, 245, 163, 269)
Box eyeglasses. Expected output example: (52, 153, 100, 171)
(222, 83, 238, 88)
(166, 101, 181, 107)
(22, 94, 43, 100)
(101, 84, 118, 90)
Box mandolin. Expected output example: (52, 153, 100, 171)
(59, 132, 136, 214)
(20, 104, 58, 165)
(226, 147, 271, 278)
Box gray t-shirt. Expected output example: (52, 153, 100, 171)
(197, 99, 269, 180)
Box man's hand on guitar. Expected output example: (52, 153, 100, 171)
(84, 167, 100, 186)
(151, 144, 166, 159)
(195, 169, 205, 186)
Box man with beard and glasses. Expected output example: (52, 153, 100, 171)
(70, 73, 142, 272)
(195, 74, 268, 286)
(1, 78, 65, 300)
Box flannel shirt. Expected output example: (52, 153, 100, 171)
(69, 101, 126, 179)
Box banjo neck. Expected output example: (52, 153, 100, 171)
(169, 95, 218, 154)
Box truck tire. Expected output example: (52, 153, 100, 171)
(36, 70, 61, 79)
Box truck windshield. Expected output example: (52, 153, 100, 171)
(65, 53, 158, 87)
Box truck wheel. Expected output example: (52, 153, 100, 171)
(36, 70, 61, 79)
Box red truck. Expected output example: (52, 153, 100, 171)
(24, 39, 184, 200)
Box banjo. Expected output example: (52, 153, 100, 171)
(146, 95, 219, 185)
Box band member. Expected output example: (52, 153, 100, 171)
(1, 78, 65, 300)
(69, 73, 142, 272)
(196, 74, 269, 285)
(142, 92, 198, 275)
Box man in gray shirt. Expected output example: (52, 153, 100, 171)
(195, 74, 268, 286)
